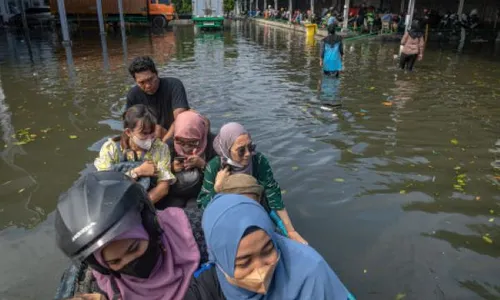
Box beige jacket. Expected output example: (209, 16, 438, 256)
(401, 32, 424, 56)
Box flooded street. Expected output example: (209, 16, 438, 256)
(1, 22, 499, 299)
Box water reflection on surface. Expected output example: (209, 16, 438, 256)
(0, 22, 499, 299)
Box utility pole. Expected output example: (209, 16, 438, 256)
(342, 0, 350, 31)
(96, 0, 106, 35)
(117, 0, 125, 31)
(57, 0, 71, 45)
(405, 0, 415, 32)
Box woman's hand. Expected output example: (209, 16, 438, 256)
(172, 159, 184, 173)
(418, 54, 423, 61)
(184, 155, 206, 170)
(288, 231, 308, 245)
(135, 160, 156, 177)
(214, 166, 231, 193)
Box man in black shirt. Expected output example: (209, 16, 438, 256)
(126, 56, 189, 141)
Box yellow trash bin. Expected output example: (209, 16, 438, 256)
(304, 23, 317, 37)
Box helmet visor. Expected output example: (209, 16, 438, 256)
(71, 208, 142, 263)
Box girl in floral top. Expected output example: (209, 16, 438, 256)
(94, 104, 175, 204)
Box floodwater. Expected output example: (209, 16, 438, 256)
(0, 22, 499, 300)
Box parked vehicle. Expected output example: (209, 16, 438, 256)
(192, 0, 224, 30)
(49, 0, 175, 28)
(8, 6, 54, 27)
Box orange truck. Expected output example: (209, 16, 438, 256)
(49, 0, 175, 27)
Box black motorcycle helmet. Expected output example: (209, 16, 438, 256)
(55, 171, 161, 275)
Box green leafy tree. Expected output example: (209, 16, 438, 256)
(172, 0, 192, 14)
(224, 0, 235, 12)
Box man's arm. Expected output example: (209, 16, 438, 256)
(148, 181, 170, 204)
(162, 107, 188, 142)
(161, 79, 190, 141)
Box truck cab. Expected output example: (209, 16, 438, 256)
(149, 0, 175, 27)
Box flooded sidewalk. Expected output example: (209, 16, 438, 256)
(0, 22, 499, 299)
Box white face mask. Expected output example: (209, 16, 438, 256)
(132, 135, 153, 150)
(225, 157, 244, 168)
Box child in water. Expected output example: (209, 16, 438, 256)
(320, 23, 344, 77)
(399, 20, 425, 71)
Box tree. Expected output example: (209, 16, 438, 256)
(172, 0, 192, 14)
(224, 0, 235, 13)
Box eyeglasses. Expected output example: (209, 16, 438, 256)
(175, 138, 200, 148)
(235, 143, 256, 158)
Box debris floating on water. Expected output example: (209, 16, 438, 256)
(395, 293, 406, 300)
(482, 236, 493, 244)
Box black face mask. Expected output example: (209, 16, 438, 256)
(117, 237, 161, 278)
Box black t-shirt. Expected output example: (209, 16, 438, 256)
(126, 77, 190, 130)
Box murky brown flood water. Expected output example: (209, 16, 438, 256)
(0, 22, 499, 299)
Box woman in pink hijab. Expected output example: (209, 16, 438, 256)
(90, 207, 200, 300)
(55, 171, 201, 300)
(156, 110, 217, 209)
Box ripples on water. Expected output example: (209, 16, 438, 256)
(0, 22, 499, 299)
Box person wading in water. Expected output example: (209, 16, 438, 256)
(320, 23, 344, 78)
(399, 20, 425, 71)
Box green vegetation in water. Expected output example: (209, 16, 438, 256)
(11, 128, 37, 146)
(454, 172, 468, 193)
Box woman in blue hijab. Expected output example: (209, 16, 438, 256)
(184, 194, 355, 299)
